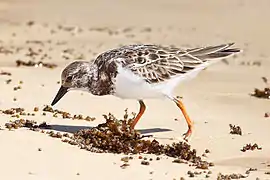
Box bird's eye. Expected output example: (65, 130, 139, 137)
(66, 76, 73, 82)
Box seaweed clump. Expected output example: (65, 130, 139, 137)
(72, 110, 204, 164)
(241, 143, 262, 152)
(217, 172, 247, 179)
(2, 108, 211, 167)
(5, 119, 51, 130)
(16, 60, 57, 69)
(229, 124, 242, 135)
(251, 77, 270, 99)
(251, 88, 270, 99)
(43, 105, 95, 121)
(0, 71, 12, 76)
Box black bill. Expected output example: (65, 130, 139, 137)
(51, 86, 68, 106)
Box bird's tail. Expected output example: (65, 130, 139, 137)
(185, 43, 241, 61)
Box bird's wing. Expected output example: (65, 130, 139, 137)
(94, 43, 240, 84)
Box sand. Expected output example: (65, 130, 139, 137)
(0, 0, 270, 179)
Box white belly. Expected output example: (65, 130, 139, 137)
(114, 63, 208, 100)
(114, 67, 165, 99)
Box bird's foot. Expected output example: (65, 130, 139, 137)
(182, 128, 192, 142)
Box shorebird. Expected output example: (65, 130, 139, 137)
(51, 43, 240, 140)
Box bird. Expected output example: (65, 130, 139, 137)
(51, 43, 241, 141)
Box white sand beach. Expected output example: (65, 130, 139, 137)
(0, 0, 270, 179)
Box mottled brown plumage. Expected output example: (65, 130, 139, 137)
(94, 43, 240, 83)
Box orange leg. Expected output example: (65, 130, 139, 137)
(130, 100, 146, 129)
(174, 98, 193, 141)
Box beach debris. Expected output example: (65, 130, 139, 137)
(120, 157, 129, 163)
(209, 162, 214, 167)
(0, 107, 37, 118)
(16, 60, 57, 69)
(13, 86, 22, 91)
(141, 160, 150, 165)
(172, 159, 186, 164)
(241, 143, 262, 152)
(240, 61, 261, 66)
(140, 27, 152, 33)
(48, 131, 63, 138)
(251, 88, 270, 99)
(26, 21, 35, 26)
(120, 163, 129, 169)
(70, 110, 212, 168)
(229, 124, 242, 135)
(217, 173, 247, 179)
(2, 108, 210, 167)
(0, 46, 13, 54)
(4, 119, 51, 131)
(6, 79, 12, 84)
(1, 107, 25, 115)
(262, 77, 268, 84)
(196, 161, 209, 169)
(34, 107, 39, 112)
(187, 171, 195, 178)
(25, 40, 46, 45)
(0, 71, 12, 76)
(245, 168, 257, 174)
(251, 77, 270, 99)
(264, 112, 270, 118)
(42, 105, 95, 121)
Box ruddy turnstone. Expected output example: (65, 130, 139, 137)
(51, 43, 240, 140)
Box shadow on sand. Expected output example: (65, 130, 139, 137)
(48, 124, 172, 134)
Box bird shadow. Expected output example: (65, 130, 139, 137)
(48, 124, 91, 133)
(138, 128, 172, 134)
(46, 124, 172, 134)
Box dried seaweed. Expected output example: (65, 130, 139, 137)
(229, 124, 242, 135)
(217, 172, 247, 179)
(251, 77, 270, 99)
(71, 110, 209, 167)
(241, 143, 262, 152)
(16, 60, 57, 69)
(43, 105, 95, 121)
(2, 108, 211, 167)
(5, 119, 50, 130)
(251, 88, 270, 99)
(0, 71, 12, 76)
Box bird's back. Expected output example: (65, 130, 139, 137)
(93, 43, 240, 83)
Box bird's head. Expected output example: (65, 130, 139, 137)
(51, 61, 96, 106)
